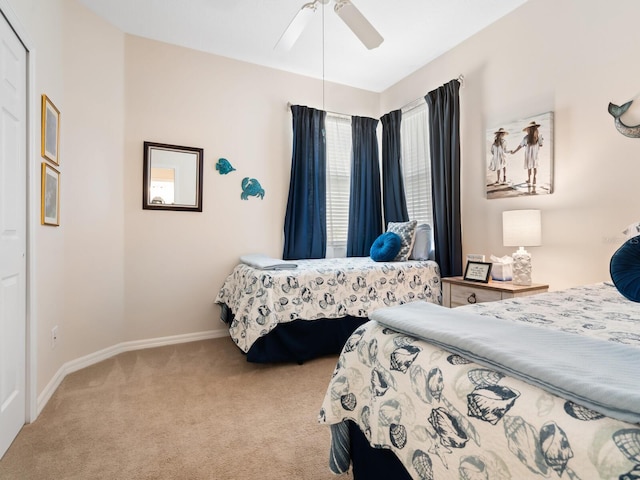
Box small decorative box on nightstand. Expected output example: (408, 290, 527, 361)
(442, 276, 549, 308)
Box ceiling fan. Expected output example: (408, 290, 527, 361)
(274, 0, 384, 51)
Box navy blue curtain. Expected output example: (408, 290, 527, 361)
(425, 80, 462, 277)
(381, 109, 409, 224)
(283, 105, 327, 260)
(347, 116, 383, 257)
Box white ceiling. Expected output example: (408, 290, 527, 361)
(78, 0, 528, 93)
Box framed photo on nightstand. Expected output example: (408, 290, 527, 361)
(463, 261, 493, 283)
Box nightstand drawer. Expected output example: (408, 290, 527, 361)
(450, 286, 502, 307)
(441, 276, 549, 308)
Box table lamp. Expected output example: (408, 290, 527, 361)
(502, 210, 542, 286)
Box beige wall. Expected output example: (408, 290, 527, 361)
(6, 0, 379, 402)
(7, 0, 640, 405)
(5, 0, 125, 396)
(382, 0, 640, 290)
(122, 36, 378, 342)
(60, 1, 125, 370)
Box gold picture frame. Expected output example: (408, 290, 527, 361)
(41, 162, 60, 226)
(41, 94, 60, 165)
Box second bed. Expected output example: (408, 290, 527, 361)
(215, 257, 441, 363)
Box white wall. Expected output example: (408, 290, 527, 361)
(381, 0, 640, 290)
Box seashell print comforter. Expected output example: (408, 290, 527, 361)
(215, 257, 441, 353)
(319, 283, 640, 479)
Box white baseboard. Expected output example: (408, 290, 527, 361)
(36, 329, 229, 418)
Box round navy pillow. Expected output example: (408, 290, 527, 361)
(370, 232, 402, 262)
(610, 235, 640, 302)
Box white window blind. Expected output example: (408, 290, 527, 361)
(400, 101, 433, 227)
(325, 114, 352, 258)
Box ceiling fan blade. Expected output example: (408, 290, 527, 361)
(274, 2, 317, 51)
(334, 0, 383, 50)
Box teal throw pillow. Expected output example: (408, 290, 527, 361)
(370, 232, 402, 262)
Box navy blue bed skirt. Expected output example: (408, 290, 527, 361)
(219, 304, 367, 363)
(348, 420, 412, 479)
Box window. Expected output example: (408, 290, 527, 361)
(400, 101, 433, 227)
(325, 114, 352, 258)
(323, 107, 433, 259)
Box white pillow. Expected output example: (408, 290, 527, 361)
(410, 224, 432, 260)
(386, 220, 418, 261)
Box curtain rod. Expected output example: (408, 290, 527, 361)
(400, 74, 465, 113)
(286, 102, 355, 119)
(286, 74, 464, 118)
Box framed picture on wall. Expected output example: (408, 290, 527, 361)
(486, 111, 554, 199)
(41, 94, 60, 165)
(41, 162, 60, 226)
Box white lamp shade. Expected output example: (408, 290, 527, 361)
(503, 210, 542, 247)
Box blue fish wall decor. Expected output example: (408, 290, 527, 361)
(241, 177, 265, 200)
(215, 158, 236, 174)
(608, 100, 640, 138)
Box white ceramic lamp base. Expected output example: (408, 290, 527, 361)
(511, 247, 532, 286)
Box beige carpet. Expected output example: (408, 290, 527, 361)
(0, 338, 353, 479)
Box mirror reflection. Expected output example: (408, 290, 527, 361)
(143, 142, 203, 211)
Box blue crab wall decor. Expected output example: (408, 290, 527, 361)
(241, 177, 265, 200)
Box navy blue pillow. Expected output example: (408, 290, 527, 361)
(610, 235, 640, 302)
(370, 232, 402, 262)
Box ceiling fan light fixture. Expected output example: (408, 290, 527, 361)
(334, 0, 383, 50)
(274, 2, 317, 51)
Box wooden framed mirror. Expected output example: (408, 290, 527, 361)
(143, 141, 203, 212)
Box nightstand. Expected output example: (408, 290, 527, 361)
(442, 276, 549, 308)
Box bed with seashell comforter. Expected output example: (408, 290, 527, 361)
(215, 257, 441, 363)
(318, 282, 640, 479)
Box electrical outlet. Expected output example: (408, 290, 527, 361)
(51, 326, 58, 349)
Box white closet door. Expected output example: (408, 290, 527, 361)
(0, 9, 27, 459)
